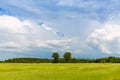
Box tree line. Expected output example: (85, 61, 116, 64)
(0, 52, 120, 63)
(52, 52, 120, 63)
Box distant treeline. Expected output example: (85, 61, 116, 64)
(0, 52, 120, 63)
(0, 56, 120, 63)
(3, 58, 51, 63)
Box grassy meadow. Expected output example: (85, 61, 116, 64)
(0, 63, 120, 80)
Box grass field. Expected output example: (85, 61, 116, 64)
(0, 63, 120, 80)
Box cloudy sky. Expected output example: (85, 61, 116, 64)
(0, 0, 120, 60)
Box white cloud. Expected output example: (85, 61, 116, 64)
(88, 22, 120, 54)
(34, 39, 71, 51)
(0, 15, 70, 53)
(0, 15, 26, 33)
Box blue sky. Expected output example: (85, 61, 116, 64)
(0, 0, 120, 59)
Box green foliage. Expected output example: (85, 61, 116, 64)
(52, 52, 59, 63)
(0, 52, 120, 63)
(4, 58, 51, 63)
(1, 56, 120, 63)
(63, 52, 71, 62)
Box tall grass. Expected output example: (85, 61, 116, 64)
(0, 63, 120, 80)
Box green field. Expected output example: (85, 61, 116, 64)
(0, 63, 120, 80)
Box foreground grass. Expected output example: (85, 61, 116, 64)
(0, 63, 120, 80)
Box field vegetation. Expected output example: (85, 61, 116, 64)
(0, 63, 120, 80)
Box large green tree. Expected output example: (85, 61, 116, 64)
(52, 52, 59, 63)
(63, 52, 71, 62)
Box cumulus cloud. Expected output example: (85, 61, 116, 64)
(33, 39, 71, 51)
(88, 22, 120, 54)
(0, 15, 69, 53)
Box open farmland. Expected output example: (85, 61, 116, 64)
(0, 63, 119, 80)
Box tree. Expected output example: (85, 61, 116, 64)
(52, 52, 59, 63)
(108, 56, 116, 63)
(63, 52, 71, 62)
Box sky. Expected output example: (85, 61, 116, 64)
(0, 0, 120, 60)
